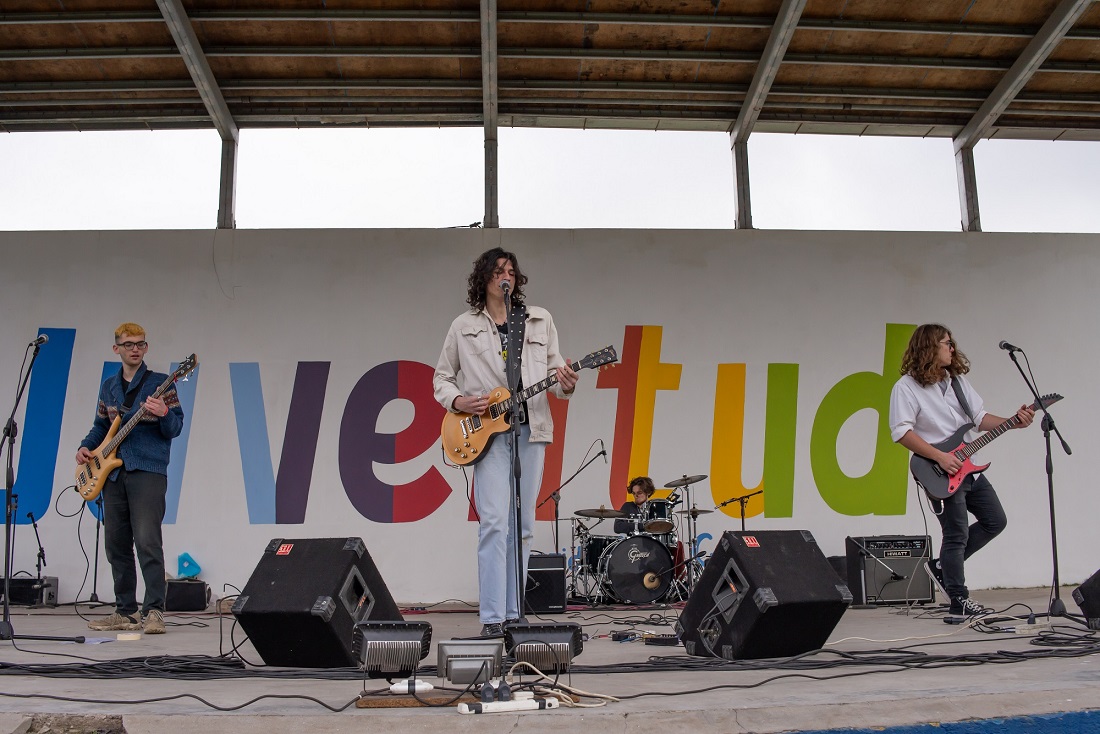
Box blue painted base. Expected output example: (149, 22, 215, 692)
(803, 710, 1100, 734)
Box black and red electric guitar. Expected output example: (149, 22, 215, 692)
(910, 393, 1062, 500)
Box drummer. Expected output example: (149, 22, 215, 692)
(614, 476, 656, 534)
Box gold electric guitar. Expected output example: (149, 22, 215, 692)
(440, 346, 618, 466)
(75, 354, 198, 501)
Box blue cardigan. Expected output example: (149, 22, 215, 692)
(79, 362, 185, 478)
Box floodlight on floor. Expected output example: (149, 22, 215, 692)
(436, 638, 504, 685)
(351, 621, 432, 679)
(504, 622, 583, 673)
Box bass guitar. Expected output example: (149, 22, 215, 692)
(910, 392, 1062, 500)
(441, 346, 618, 466)
(75, 354, 198, 502)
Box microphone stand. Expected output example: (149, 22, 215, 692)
(1007, 348, 1072, 617)
(536, 445, 607, 554)
(502, 283, 527, 624)
(716, 489, 764, 531)
(27, 513, 45, 583)
(1, 341, 84, 643)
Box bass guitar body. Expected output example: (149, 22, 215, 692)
(75, 416, 124, 501)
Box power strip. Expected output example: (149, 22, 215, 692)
(458, 698, 559, 714)
(1012, 622, 1049, 635)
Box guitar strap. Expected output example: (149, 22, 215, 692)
(949, 377, 976, 425)
(504, 303, 528, 423)
(120, 370, 153, 416)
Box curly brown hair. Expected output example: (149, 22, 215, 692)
(627, 476, 656, 499)
(465, 247, 528, 311)
(899, 323, 970, 386)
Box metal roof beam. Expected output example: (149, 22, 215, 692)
(481, 0, 499, 228)
(7, 45, 1100, 73)
(155, 0, 237, 229)
(730, 0, 806, 230)
(3, 10, 1100, 40)
(731, 0, 805, 142)
(954, 0, 1095, 151)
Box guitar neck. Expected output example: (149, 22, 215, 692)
(499, 359, 583, 413)
(104, 376, 175, 455)
(958, 415, 1022, 458)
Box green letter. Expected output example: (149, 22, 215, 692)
(810, 323, 915, 515)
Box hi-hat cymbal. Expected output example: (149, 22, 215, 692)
(664, 474, 708, 488)
(676, 508, 713, 516)
(575, 507, 626, 519)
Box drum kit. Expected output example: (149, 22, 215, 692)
(569, 474, 712, 605)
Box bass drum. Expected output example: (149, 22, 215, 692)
(597, 534, 673, 604)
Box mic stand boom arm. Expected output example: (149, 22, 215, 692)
(536, 446, 607, 553)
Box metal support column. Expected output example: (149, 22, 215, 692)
(733, 139, 752, 229)
(480, 0, 499, 228)
(217, 137, 237, 229)
(955, 145, 981, 232)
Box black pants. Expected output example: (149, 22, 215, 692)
(936, 473, 1007, 601)
(102, 468, 167, 616)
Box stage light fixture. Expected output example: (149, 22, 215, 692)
(352, 621, 432, 679)
(504, 622, 583, 673)
(436, 639, 504, 685)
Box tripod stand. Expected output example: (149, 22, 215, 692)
(79, 496, 110, 607)
(1, 337, 84, 643)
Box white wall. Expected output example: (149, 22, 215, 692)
(0, 228, 1096, 605)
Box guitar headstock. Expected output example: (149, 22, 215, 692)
(172, 354, 199, 383)
(1032, 392, 1064, 411)
(577, 346, 619, 371)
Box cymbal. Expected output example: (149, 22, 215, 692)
(664, 474, 708, 488)
(575, 507, 626, 519)
(677, 508, 713, 516)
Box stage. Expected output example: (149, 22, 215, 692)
(1, 586, 1099, 733)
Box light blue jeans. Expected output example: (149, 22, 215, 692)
(472, 423, 546, 624)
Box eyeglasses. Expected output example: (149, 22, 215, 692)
(939, 339, 956, 349)
(115, 341, 148, 351)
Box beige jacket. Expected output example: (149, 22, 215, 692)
(433, 306, 570, 443)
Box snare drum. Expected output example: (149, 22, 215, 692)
(642, 500, 674, 534)
(596, 534, 673, 604)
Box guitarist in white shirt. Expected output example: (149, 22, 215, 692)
(434, 248, 578, 638)
(889, 324, 1034, 617)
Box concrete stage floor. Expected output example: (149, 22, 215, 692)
(1, 586, 1099, 733)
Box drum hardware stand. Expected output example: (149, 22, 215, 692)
(716, 489, 764, 532)
(1, 337, 84, 643)
(664, 474, 712, 593)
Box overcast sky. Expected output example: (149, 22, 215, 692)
(1, 128, 1098, 232)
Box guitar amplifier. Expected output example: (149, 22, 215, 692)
(525, 554, 566, 614)
(844, 535, 934, 605)
(1, 577, 58, 607)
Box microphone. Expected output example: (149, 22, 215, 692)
(599, 439, 608, 464)
(31, 334, 49, 346)
(500, 280, 511, 294)
(998, 340, 1021, 352)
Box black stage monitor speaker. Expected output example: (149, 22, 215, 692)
(1072, 568, 1100, 630)
(844, 535, 935, 605)
(232, 537, 402, 667)
(676, 530, 852, 660)
(526, 554, 566, 614)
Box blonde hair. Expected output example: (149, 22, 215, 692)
(114, 322, 146, 340)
